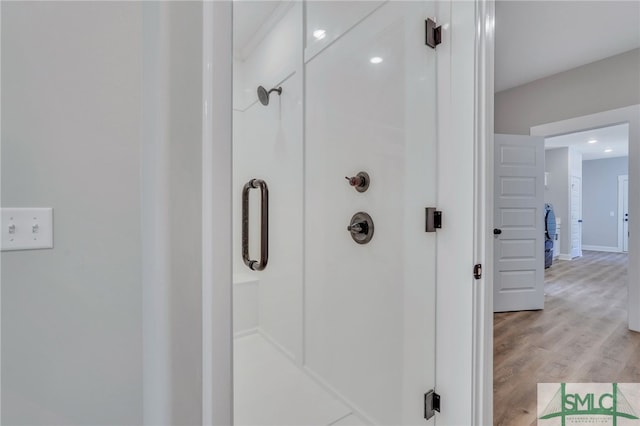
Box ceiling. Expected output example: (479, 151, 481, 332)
(233, 1, 640, 91)
(545, 123, 629, 161)
(233, 0, 281, 58)
(495, 1, 640, 92)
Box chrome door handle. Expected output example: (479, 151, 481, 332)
(242, 179, 269, 271)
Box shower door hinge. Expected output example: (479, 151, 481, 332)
(425, 207, 442, 232)
(425, 18, 442, 49)
(424, 390, 441, 420)
(474, 263, 482, 279)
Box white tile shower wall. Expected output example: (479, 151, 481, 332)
(233, 2, 303, 362)
(304, 1, 384, 61)
(234, 3, 299, 112)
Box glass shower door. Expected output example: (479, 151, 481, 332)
(233, 1, 438, 424)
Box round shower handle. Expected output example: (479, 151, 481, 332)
(348, 212, 374, 244)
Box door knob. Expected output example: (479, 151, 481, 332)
(493, 228, 502, 235)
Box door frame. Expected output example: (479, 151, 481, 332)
(618, 174, 629, 252)
(570, 175, 582, 258)
(529, 105, 640, 333)
(475, 0, 640, 421)
(202, 2, 234, 425)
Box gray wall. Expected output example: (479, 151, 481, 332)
(583, 157, 629, 248)
(1, 2, 143, 424)
(166, 2, 203, 424)
(545, 148, 570, 254)
(2, 2, 205, 425)
(496, 48, 640, 134)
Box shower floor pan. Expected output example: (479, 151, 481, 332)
(234, 333, 366, 426)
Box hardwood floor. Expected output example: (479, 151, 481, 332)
(493, 250, 640, 426)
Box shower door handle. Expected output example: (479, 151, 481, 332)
(242, 179, 269, 271)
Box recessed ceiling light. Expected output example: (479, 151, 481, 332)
(313, 29, 326, 40)
(588, 139, 597, 144)
(370, 56, 383, 64)
(604, 148, 613, 153)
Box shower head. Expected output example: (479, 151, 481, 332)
(257, 85, 282, 106)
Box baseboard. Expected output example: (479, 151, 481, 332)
(582, 245, 621, 253)
(558, 254, 573, 261)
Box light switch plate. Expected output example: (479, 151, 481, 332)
(1, 208, 54, 251)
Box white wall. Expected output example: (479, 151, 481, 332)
(582, 157, 629, 249)
(545, 148, 570, 255)
(1, 3, 142, 424)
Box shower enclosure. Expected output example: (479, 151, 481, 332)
(2, 1, 485, 424)
(232, 2, 439, 424)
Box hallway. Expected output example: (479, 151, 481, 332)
(493, 250, 640, 426)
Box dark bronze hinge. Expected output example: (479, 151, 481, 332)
(425, 18, 442, 49)
(424, 390, 441, 420)
(474, 263, 482, 279)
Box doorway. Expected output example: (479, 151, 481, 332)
(490, 1, 640, 423)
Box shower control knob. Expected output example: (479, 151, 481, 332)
(347, 222, 368, 235)
(346, 176, 364, 187)
(348, 212, 374, 244)
(345, 171, 370, 193)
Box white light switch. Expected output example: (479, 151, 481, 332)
(1, 208, 53, 251)
(611, 211, 615, 217)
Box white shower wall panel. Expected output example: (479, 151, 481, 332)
(305, 1, 384, 61)
(234, 3, 300, 111)
(232, 2, 303, 361)
(304, 2, 437, 424)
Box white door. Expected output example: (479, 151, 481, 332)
(493, 134, 545, 312)
(619, 175, 629, 252)
(570, 176, 582, 258)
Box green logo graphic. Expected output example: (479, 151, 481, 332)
(539, 383, 639, 426)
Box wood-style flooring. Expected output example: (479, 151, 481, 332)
(493, 250, 640, 426)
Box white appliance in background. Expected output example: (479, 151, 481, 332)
(553, 218, 561, 259)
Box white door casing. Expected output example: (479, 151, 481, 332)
(570, 176, 582, 258)
(493, 134, 545, 312)
(619, 175, 629, 252)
